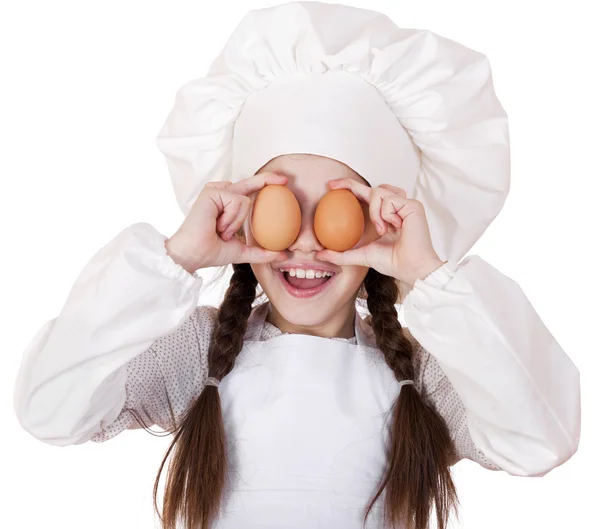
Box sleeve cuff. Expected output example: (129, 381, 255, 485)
(128, 222, 203, 291)
(419, 259, 459, 289)
(400, 258, 459, 310)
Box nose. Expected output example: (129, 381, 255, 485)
(288, 208, 324, 253)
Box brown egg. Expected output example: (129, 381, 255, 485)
(314, 189, 364, 252)
(251, 185, 301, 251)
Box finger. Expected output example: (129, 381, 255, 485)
(227, 172, 288, 197)
(327, 177, 372, 203)
(381, 195, 402, 228)
(216, 193, 250, 233)
(205, 180, 233, 189)
(381, 194, 410, 227)
(369, 187, 394, 235)
(316, 247, 370, 268)
(233, 244, 287, 265)
(379, 184, 406, 197)
(215, 194, 237, 233)
(221, 195, 252, 238)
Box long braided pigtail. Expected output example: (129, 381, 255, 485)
(152, 263, 258, 529)
(362, 268, 459, 529)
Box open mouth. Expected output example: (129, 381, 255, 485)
(274, 268, 336, 298)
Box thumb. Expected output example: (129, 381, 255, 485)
(317, 248, 368, 267)
(233, 244, 287, 265)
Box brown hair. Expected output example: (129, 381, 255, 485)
(136, 262, 459, 529)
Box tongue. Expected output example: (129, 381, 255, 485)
(286, 273, 329, 289)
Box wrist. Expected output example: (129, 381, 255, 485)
(164, 235, 202, 275)
(404, 258, 447, 288)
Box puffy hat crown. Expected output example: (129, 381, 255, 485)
(156, 1, 510, 263)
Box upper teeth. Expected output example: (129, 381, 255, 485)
(277, 268, 334, 278)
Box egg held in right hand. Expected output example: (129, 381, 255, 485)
(250, 184, 302, 251)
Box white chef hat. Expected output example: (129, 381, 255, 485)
(156, 1, 510, 263)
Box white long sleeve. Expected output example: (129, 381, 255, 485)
(409, 340, 503, 472)
(13, 222, 204, 446)
(401, 255, 581, 477)
(14, 226, 580, 482)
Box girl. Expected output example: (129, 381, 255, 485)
(13, 2, 580, 529)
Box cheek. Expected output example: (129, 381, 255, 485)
(340, 264, 369, 292)
(250, 263, 271, 289)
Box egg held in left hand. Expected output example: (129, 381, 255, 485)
(314, 189, 364, 252)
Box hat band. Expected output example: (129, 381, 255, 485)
(232, 70, 420, 192)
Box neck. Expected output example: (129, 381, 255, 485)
(266, 299, 357, 339)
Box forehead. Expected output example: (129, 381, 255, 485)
(255, 153, 368, 202)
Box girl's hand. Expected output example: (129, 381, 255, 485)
(165, 173, 289, 273)
(316, 178, 446, 287)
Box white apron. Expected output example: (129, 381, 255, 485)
(215, 325, 406, 529)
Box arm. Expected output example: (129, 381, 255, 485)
(13, 222, 206, 446)
(402, 256, 581, 477)
(89, 303, 216, 442)
(411, 342, 503, 471)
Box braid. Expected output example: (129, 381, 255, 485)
(364, 269, 415, 382)
(362, 268, 459, 529)
(152, 263, 258, 529)
(207, 263, 259, 380)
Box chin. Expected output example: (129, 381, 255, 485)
(272, 302, 336, 328)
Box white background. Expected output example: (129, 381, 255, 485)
(1, 1, 597, 528)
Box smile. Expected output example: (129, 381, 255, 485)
(274, 268, 336, 298)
